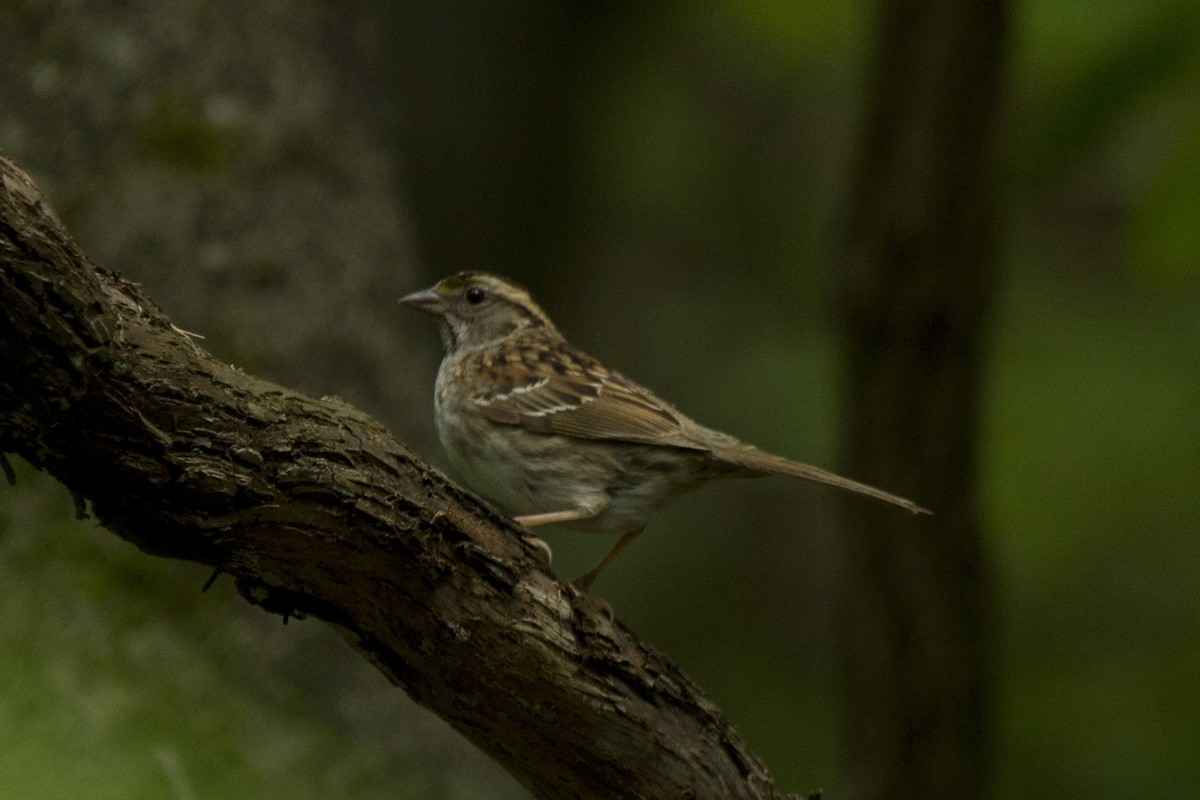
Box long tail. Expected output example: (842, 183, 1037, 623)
(717, 445, 931, 515)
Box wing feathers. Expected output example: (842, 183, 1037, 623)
(472, 343, 704, 449)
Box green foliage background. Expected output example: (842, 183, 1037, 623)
(2, 1, 1198, 798)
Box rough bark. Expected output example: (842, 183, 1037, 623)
(0, 155, 799, 800)
(836, 0, 1006, 798)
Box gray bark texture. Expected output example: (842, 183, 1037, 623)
(0, 154, 801, 800)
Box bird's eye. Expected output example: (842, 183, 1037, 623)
(465, 286, 486, 305)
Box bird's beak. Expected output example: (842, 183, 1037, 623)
(399, 287, 443, 314)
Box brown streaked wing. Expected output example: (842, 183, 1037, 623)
(474, 346, 706, 450)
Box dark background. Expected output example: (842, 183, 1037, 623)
(1, 1, 1198, 798)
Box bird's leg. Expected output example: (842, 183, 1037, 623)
(515, 508, 598, 527)
(512, 499, 614, 582)
(515, 498, 609, 535)
(513, 510, 592, 565)
(574, 527, 645, 591)
(514, 499, 610, 569)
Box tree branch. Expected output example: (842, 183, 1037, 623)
(0, 155, 800, 800)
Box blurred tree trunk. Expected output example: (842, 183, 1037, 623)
(836, 0, 1006, 799)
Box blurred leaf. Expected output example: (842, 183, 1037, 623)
(1012, 0, 1200, 178)
(986, 267, 1200, 800)
(709, 0, 870, 64)
(589, 63, 723, 213)
(1132, 113, 1200, 282)
(135, 93, 235, 175)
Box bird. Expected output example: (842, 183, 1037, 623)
(401, 272, 928, 589)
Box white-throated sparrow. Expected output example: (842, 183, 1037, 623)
(402, 272, 928, 588)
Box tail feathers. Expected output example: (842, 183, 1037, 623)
(717, 446, 931, 515)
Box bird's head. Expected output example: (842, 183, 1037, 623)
(400, 272, 559, 353)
